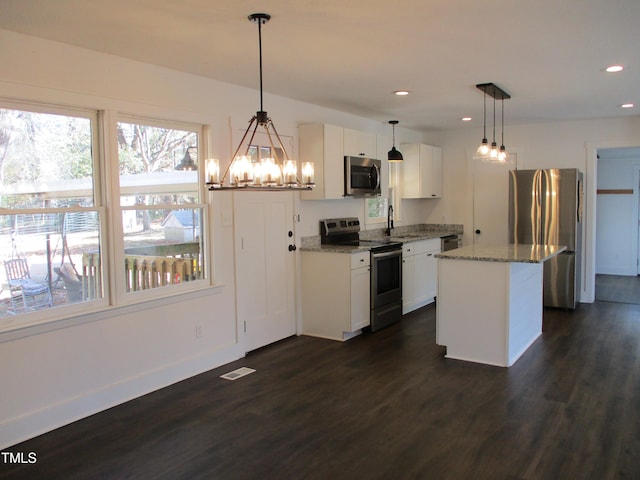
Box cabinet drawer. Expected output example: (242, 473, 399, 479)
(351, 251, 370, 269)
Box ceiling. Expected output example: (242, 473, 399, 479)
(1, 0, 639, 134)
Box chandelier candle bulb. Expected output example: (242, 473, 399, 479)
(261, 158, 281, 186)
(302, 162, 315, 185)
(206, 158, 220, 185)
(232, 155, 253, 185)
(283, 160, 297, 184)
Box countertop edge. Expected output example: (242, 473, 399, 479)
(434, 244, 567, 263)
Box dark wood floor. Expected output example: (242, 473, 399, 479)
(596, 274, 640, 304)
(3, 301, 640, 480)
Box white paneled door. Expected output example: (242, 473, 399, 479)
(234, 191, 296, 352)
(472, 152, 519, 246)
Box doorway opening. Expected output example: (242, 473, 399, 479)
(595, 147, 640, 304)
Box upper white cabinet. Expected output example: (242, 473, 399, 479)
(299, 123, 344, 200)
(343, 128, 377, 158)
(299, 123, 389, 200)
(401, 143, 442, 198)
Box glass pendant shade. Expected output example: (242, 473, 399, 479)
(475, 138, 490, 159)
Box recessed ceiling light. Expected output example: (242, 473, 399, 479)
(620, 103, 635, 108)
(461, 117, 472, 122)
(606, 65, 624, 73)
(393, 90, 410, 96)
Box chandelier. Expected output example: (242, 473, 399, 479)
(473, 83, 510, 164)
(207, 13, 314, 191)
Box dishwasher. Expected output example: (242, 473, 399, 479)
(441, 234, 461, 251)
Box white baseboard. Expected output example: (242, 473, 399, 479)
(0, 343, 244, 450)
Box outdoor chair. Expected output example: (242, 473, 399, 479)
(4, 258, 53, 313)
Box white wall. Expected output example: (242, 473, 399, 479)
(436, 117, 640, 303)
(0, 29, 426, 448)
(596, 151, 640, 275)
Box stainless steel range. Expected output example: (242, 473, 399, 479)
(320, 218, 403, 332)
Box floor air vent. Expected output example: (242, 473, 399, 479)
(220, 367, 256, 381)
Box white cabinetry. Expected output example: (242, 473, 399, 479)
(401, 143, 442, 198)
(302, 251, 370, 341)
(299, 124, 389, 200)
(402, 238, 441, 314)
(299, 124, 344, 200)
(343, 128, 377, 158)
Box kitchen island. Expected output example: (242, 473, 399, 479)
(435, 244, 566, 367)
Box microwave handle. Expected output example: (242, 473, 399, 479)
(373, 164, 381, 190)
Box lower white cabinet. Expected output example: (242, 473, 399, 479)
(302, 250, 370, 341)
(402, 238, 441, 314)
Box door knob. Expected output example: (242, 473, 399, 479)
(475, 229, 481, 235)
(288, 244, 297, 252)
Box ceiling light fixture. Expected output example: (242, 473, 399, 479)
(175, 146, 198, 171)
(207, 13, 314, 191)
(473, 88, 489, 160)
(606, 65, 624, 73)
(473, 83, 510, 164)
(394, 90, 410, 96)
(387, 120, 403, 162)
(462, 117, 472, 122)
(620, 103, 635, 108)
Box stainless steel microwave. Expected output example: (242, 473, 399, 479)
(344, 156, 381, 196)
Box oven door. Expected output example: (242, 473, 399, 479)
(370, 247, 402, 309)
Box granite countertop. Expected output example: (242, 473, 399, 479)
(435, 244, 567, 263)
(300, 244, 370, 254)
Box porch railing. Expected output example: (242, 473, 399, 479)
(81, 242, 202, 297)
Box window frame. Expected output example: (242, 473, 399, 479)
(110, 114, 211, 306)
(0, 100, 110, 327)
(0, 101, 215, 334)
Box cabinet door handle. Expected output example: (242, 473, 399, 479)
(288, 244, 297, 252)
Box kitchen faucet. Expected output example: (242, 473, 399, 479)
(386, 205, 394, 236)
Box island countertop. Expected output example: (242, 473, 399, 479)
(435, 243, 566, 263)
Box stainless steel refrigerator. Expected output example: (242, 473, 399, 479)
(508, 168, 584, 309)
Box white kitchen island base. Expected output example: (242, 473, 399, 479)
(436, 244, 565, 368)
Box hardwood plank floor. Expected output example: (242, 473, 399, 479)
(596, 274, 640, 304)
(2, 301, 640, 479)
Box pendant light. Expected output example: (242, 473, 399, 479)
(497, 97, 508, 163)
(175, 146, 198, 171)
(207, 13, 314, 191)
(474, 83, 510, 164)
(488, 95, 499, 162)
(473, 89, 490, 160)
(388, 120, 403, 162)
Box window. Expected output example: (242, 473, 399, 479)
(116, 118, 206, 294)
(0, 102, 211, 328)
(0, 104, 104, 319)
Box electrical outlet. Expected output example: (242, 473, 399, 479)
(195, 325, 203, 339)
